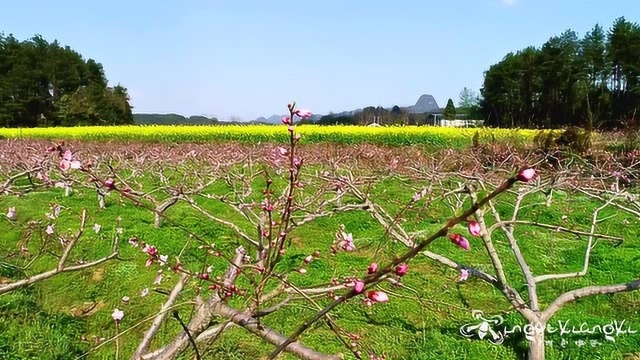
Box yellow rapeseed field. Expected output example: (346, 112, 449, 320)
(0, 125, 541, 147)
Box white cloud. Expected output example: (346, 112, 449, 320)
(501, 0, 518, 6)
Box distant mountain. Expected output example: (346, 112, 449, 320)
(134, 113, 219, 125)
(256, 114, 323, 124)
(405, 94, 441, 114)
(251, 94, 443, 123)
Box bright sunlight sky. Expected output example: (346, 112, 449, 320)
(0, 0, 637, 120)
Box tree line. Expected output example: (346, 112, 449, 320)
(0, 34, 133, 127)
(480, 17, 640, 129)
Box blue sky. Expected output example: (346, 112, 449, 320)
(0, 1, 637, 120)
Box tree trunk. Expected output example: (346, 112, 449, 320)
(154, 212, 162, 228)
(527, 320, 546, 360)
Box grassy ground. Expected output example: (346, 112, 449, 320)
(1, 166, 639, 360)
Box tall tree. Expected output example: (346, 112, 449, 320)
(0, 33, 133, 127)
(458, 87, 478, 108)
(480, 18, 640, 129)
(443, 98, 456, 120)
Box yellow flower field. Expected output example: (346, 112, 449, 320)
(0, 125, 541, 147)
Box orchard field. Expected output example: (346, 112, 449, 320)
(0, 123, 639, 360)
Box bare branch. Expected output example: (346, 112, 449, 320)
(542, 279, 640, 322)
(134, 273, 190, 358)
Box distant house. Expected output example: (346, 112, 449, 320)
(426, 111, 482, 127)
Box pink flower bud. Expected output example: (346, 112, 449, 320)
(467, 221, 481, 237)
(288, 125, 295, 132)
(516, 168, 536, 182)
(449, 233, 470, 250)
(394, 263, 408, 277)
(366, 291, 389, 303)
(103, 178, 115, 190)
(277, 147, 289, 157)
(298, 268, 307, 274)
(295, 109, 312, 118)
(294, 133, 302, 142)
(281, 115, 292, 125)
(353, 280, 365, 294)
(367, 262, 378, 274)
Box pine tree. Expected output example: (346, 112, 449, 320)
(443, 99, 456, 120)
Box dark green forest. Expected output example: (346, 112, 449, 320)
(480, 17, 640, 129)
(0, 34, 133, 127)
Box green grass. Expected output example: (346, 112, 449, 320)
(0, 174, 639, 360)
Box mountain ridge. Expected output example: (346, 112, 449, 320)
(253, 94, 443, 123)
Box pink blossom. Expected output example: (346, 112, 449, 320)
(128, 237, 139, 247)
(288, 126, 295, 133)
(395, 263, 408, 277)
(294, 133, 302, 142)
(36, 172, 49, 182)
(281, 115, 292, 125)
(45, 224, 55, 235)
(159, 254, 168, 266)
(153, 272, 163, 285)
(412, 188, 427, 202)
(6, 207, 16, 220)
(516, 168, 536, 182)
(367, 291, 389, 303)
(63, 149, 72, 161)
(293, 157, 302, 168)
(140, 287, 149, 297)
(353, 279, 365, 294)
(459, 269, 470, 282)
(448, 233, 470, 250)
(145, 258, 154, 267)
(367, 262, 378, 274)
(298, 268, 307, 274)
(295, 109, 312, 118)
(142, 245, 158, 256)
(277, 147, 289, 157)
(121, 296, 130, 303)
(59, 160, 70, 172)
(337, 231, 357, 252)
(304, 255, 313, 264)
(70, 160, 82, 170)
(467, 221, 481, 237)
(103, 178, 115, 190)
(93, 223, 101, 234)
(111, 308, 124, 322)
